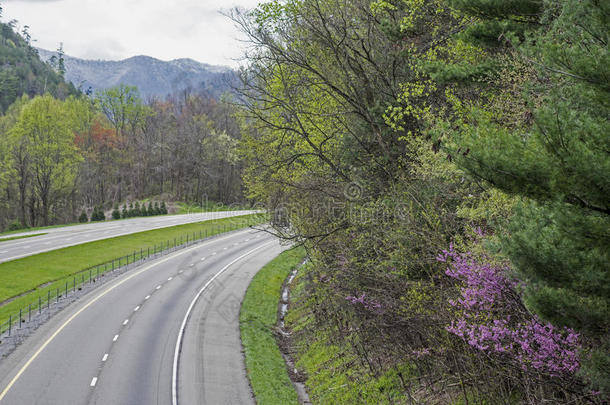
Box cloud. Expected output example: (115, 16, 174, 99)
(1, 0, 262, 67)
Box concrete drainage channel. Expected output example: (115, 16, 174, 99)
(0, 228, 249, 360)
(277, 261, 311, 405)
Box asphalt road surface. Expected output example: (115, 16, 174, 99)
(0, 228, 282, 404)
(0, 211, 257, 263)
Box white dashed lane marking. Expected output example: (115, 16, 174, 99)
(113, 335, 119, 342)
(134, 306, 140, 312)
(123, 319, 129, 326)
(102, 354, 108, 362)
(145, 295, 150, 300)
(168, 277, 173, 281)
(90, 377, 98, 387)
(156, 285, 161, 290)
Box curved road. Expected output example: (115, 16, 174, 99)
(0, 211, 257, 263)
(0, 228, 281, 404)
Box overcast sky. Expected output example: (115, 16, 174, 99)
(1, 0, 261, 67)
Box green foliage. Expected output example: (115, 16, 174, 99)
(78, 211, 88, 223)
(7, 219, 24, 231)
(9, 95, 84, 225)
(444, 0, 610, 392)
(0, 21, 78, 113)
(90, 206, 105, 222)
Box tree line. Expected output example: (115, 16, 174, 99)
(0, 86, 245, 231)
(235, 0, 608, 402)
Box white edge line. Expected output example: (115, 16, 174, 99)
(171, 240, 274, 405)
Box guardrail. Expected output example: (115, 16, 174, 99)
(0, 215, 265, 339)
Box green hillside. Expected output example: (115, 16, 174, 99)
(0, 20, 78, 112)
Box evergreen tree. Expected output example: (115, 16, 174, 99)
(147, 201, 153, 216)
(78, 210, 88, 223)
(153, 201, 160, 215)
(160, 201, 168, 215)
(121, 204, 127, 219)
(128, 202, 135, 217)
(449, 0, 609, 391)
(111, 204, 121, 220)
(134, 201, 141, 217)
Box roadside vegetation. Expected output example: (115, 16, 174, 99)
(240, 247, 305, 405)
(0, 213, 264, 323)
(236, 0, 608, 402)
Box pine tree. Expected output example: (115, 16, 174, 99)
(147, 201, 153, 216)
(450, 0, 610, 391)
(112, 205, 121, 220)
(160, 201, 168, 215)
(128, 202, 135, 218)
(121, 204, 127, 219)
(153, 201, 160, 215)
(78, 210, 88, 223)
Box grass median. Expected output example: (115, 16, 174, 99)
(240, 246, 305, 405)
(0, 233, 47, 243)
(0, 213, 265, 324)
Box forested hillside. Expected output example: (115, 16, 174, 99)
(236, 0, 609, 402)
(0, 16, 78, 112)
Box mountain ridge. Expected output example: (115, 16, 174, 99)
(37, 48, 237, 99)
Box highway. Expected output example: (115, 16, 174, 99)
(0, 211, 257, 263)
(0, 228, 281, 404)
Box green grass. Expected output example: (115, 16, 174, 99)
(0, 223, 81, 237)
(175, 201, 250, 214)
(0, 233, 47, 243)
(0, 213, 265, 325)
(240, 247, 305, 405)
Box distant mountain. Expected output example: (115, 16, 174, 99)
(0, 24, 78, 112)
(37, 49, 237, 99)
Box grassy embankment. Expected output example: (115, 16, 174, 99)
(240, 247, 306, 405)
(0, 213, 264, 324)
(284, 264, 418, 404)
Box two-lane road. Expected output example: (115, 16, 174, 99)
(0, 211, 257, 263)
(0, 228, 280, 404)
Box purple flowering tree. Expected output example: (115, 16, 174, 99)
(438, 243, 580, 377)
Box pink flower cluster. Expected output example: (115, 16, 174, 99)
(439, 244, 580, 377)
(345, 292, 384, 314)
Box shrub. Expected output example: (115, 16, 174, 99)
(7, 220, 26, 230)
(111, 208, 121, 220)
(78, 211, 89, 223)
